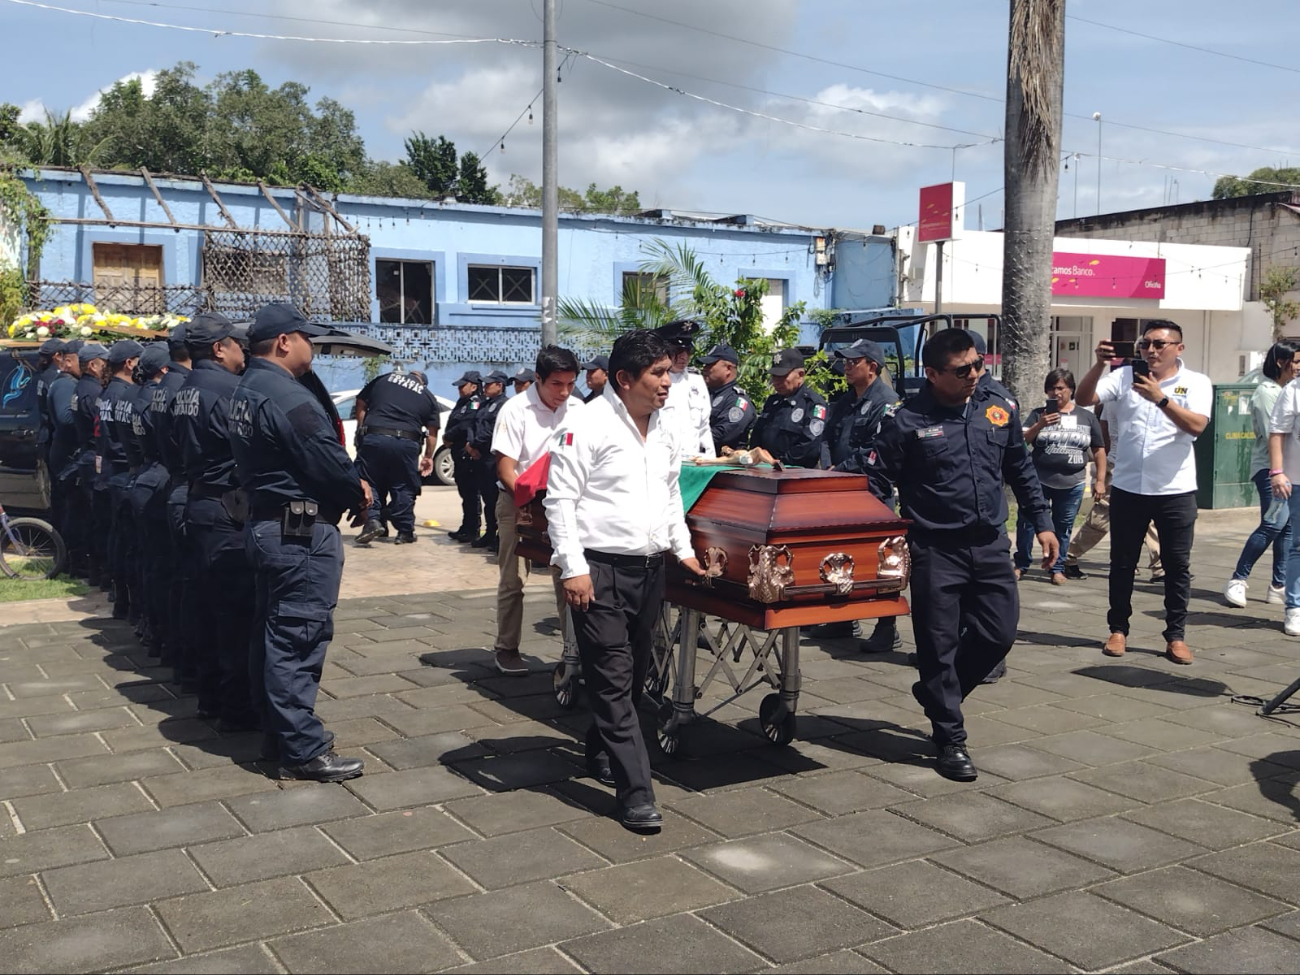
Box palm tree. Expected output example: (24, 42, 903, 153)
(1001, 0, 1065, 406)
(9, 110, 110, 168)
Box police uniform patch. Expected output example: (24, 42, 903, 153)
(790, 408, 804, 423)
(728, 406, 743, 422)
(985, 405, 1010, 427)
(884, 403, 899, 417)
(735, 396, 749, 410)
(812, 404, 827, 421)
(917, 426, 944, 439)
(809, 419, 824, 436)
(470, 401, 480, 409)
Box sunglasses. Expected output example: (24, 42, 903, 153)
(942, 357, 986, 379)
(1136, 338, 1175, 351)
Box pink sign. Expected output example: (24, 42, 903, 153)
(917, 182, 962, 243)
(1051, 252, 1166, 299)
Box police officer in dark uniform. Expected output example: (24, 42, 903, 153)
(750, 348, 828, 467)
(34, 338, 64, 503)
(48, 341, 82, 570)
(444, 371, 484, 542)
(153, 324, 194, 678)
(126, 344, 172, 654)
(869, 329, 1056, 781)
(100, 340, 144, 619)
(582, 355, 609, 404)
(468, 370, 508, 551)
(806, 338, 906, 651)
(229, 303, 370, 782)
(71, 343, 109, 585)
(353, 367, 441, 545)
(699, 343, 756, 453)
(512, 368, 535, 396)
(174, 315, 261, 728)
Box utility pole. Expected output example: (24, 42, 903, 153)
(541, 0, 559, 347)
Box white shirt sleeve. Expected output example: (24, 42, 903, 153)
(1095, 368, 1124, 404)
(542, 422, 589, 580)
(692, 375, 716, 458)
(1270, 384, 1300, 436)
(664, 434, 695, 563)
(1185, 374, 1213, 419)
(491, 399, 522, 460)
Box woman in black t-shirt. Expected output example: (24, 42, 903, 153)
(1015, 368, 1107, 584)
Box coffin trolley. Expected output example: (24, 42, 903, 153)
(516, 466, 910, 753)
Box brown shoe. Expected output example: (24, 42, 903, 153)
(1103, 632, 1127, 657)
(1165, 640, 1193, 665)
(494, 649, 529, 676)
(1051, 572, 1067, 586)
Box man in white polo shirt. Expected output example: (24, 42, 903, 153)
(490, 345, 583, 675)
(1076, 321, 1212, 665)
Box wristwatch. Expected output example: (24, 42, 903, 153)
(1156, 396, 1170, 410)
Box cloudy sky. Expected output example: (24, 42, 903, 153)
(7, 0, 1299, 231)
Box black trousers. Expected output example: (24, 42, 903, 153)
(359, 435, 421, 535)
(909, 530, 1019, 747)
(1107, 487, 1197, 642)
(477, 467, 499, 538)
(453, 452, 480, 534)
(189, 497, 256, 724)
(571, 557, 664, 808)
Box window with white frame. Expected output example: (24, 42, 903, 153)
(467, 265, 536, 305)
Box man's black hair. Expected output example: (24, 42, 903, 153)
(922, 327, 976, 370)
(250, 337, 278, 358)
(609, 330, 673, 386)
(1264, 340, 1300, 382)
(535, 344, 580, 381)
(1142, 319, 1183, 341)
(1044, 368, 1076, 394)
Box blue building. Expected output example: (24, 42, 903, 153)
(12, 167, 895, 390)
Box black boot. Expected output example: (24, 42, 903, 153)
(280, 750, 364, 782)
(861, 618, 903, 653)
(355, 520, 384, 545)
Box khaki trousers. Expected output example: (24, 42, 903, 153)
(494, 490, 568, 653)
(1065, 467, 1162, 571)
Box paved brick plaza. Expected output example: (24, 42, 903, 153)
(2, 521, 1300, 973)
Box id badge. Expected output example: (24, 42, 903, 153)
(94, 456, 102, 474)
(1059, 415, 1078, 430)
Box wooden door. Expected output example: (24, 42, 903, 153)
(92, 243, 164, 313)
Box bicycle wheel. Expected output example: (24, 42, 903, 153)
(0, 517, 67, 581)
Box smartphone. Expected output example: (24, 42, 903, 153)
(1110, 340, 1135, 360)
(1130, 358, 1150, 379)
(1044, 399, 1058, 416)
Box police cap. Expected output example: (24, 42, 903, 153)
(968, 330, 987, 355)
(483, 370, 509, 385)
(769, 348, 804, 376)
(454, 370, 482, 387)
(247, 303, 331, 343)
(64, 339, 85, 355)
(108, 340, 145, 366)
(834, 338, 886, 367)
(513, 368, 536, 384)
(139, 344, 171, 377)
(582, 355, 610, 373)
(654, 319, 701, 350)
(78, 342, 110, 364)
(184, 312, 237, 349)
(699, 343, 738, 365)
(167, 322, 188, 354)
(39, 338, 66, 355)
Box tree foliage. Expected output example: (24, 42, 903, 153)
(502, 174, 641, 214)
(1213, 167, 1300, 199)
(1260, 265, 1300, 341)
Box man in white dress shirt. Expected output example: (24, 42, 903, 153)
(654, 320, 715, 458)
(490, 345, 583, 675)
(546, 330, 706, 832)
(1076, 321, 1212, 665)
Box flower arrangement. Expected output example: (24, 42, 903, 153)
(6, 304, 189, 342)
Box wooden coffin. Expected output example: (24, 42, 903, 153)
(517, 468, 910, 630)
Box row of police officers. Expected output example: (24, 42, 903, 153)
(34, 304, 375, 782)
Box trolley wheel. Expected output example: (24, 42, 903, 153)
(759, 693, 797, 747)
(552, 662, 578, 709)
(655, 701, 681, 757)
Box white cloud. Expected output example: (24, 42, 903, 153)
(18, 70, 159, 124)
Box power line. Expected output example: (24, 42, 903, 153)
(1067, 13, 1300, 76)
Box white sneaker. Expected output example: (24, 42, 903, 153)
(1223, 579, 1248, 608)
(1286, 607, 1300, 637)
(1268, 585, 1286, 605)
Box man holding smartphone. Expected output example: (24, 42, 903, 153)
(1076, 321, 1212, 665)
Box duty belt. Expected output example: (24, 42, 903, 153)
(363, 426, 423, 442)
(583, 549, 666, 569)
(250, 497, 342, 525)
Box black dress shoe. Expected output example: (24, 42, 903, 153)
(262, 730, 333, 763)
(394, 532, 417, 544)
(471, 533, 498, 549)
(861, 621, 903, 653)
(355, 520, 384, 545)
(936, 744, 978, 782)
(619, 803, 663, 832)
(586, 760, 616, 787)
(448, 530, 470, 542)
(802, 620, 860, 639)
(279, 750, 364, 782)
(1063, 564, 1087, 580)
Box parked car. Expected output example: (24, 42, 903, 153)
(332, 388, 456, 486)
(0, 349, 49, 515)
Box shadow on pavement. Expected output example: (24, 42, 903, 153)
(1252, 752, 1300, 823)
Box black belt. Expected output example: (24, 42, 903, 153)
(250, 499, 341, 524)
(583, 549, 666, 569)
(190, 482, 231, 500)
(364, 426, 423, 442)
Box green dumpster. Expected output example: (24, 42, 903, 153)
(1194, 381, 1258, 509)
